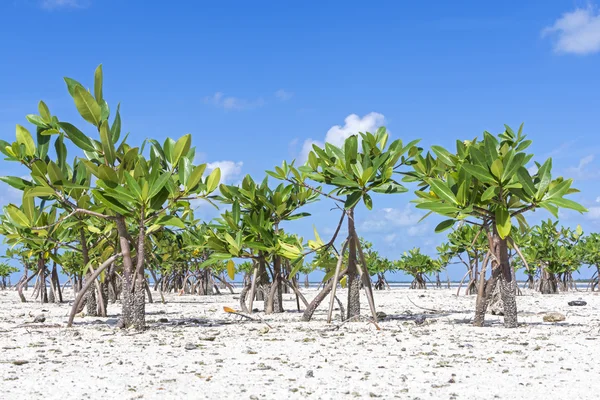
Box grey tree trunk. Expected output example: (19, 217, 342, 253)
(346, 208, 360, 319)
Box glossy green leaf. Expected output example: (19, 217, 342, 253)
(172, 134, 191, 166)
(16, 125, 36, 157)
(73, 86, 102, 126)
(429, 179, 458, 205)
(0, 176, 32, 190)
(431, 145, 455, 166)
(495, 207, 511, 239)
(187, 164, 207, 190)
(94, 64, 103, 103)
(59, 122, 96, 152)
(362, 192, 373, 210)
(148, 172, 172, 199)
(460, 163, 496, 185)
(435, 219, 455, 233)
(344, 191, 362, 209)
(206, 168, 221, 193)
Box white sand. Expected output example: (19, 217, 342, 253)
(1, 287, 599, 399)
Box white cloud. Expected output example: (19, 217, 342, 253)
(204, 92, 265, 111)
(360, 204, 424, 233)
(41, 0, 88, 9)
(275, 89, 293, 101)
(297, 139, 323, 165)
(567, 154, 599, 180)
(596, 196, 600, 203)
(324, 112, 386, 147)
(206, 160, 243, 184)
(297, 112, 386, 164)
(542, 7, 600, 54)
(587, 206, 600, 220)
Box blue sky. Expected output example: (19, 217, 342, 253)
(1, 0, 600, 281)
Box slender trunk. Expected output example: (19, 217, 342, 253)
(17, 273, 37, 303)
(303, 268, 348, 321)
(116, 216, 139, 329)
(38, 256, 47, 304)
(473, 250, 494, 327)
(80, 230, 98, 316)
(346, 209, 360, 319)
(493, 227, 517, 328)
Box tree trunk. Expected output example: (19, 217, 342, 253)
(493, 227, 517, 328)
(346, 208, 360, 319)
(38, 257, 48, 304)
(116, 215, 145, 331)
(302, 269, 348, 321)
(539, 266, 558, 294)
(80, 231, 98, 316)
(473, 251, 496, 327)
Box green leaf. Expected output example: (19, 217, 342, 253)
(547, 197, 587, 213)
(178, 157, 191, 186)
(94, 64, 103, 103)
(99, 120, 115, 165)
(110, 104, 121, 143)
(495, 207, 511, 239)
(535, 158, 552, 200)
(429, 179, 458, 205)
(516, 167, 535, 197)
(24, 186, 56, 198)
(97, 165, 119, 187)
(16, 125, 36, 157)
(545, 179, 572, 200)
(64, 77, 85, 97)
(59, 122, 96, 152)
(93, 190, 131, 215)
(148, 172, 172, 200)
(286, 212, 311, 220)
(490, 159, 503, 179)
(172, 134, 191, 166)
(187, 164, 207, 190)
(415, 201, 460, 216)
(481, 186, 497, 202)
(372, 181, 407, 194)
(435, 219, 455, 233)
(155, 215, 186, 229)
(345, 191, 362, 209)
(362, 193, 373, 210)
(123, 172, 143, 200)
(73, 86, 102, 126)
(0, 176, 32, 191)
(431, 145, 455, 166)
(5, 205, 30, 228)
(38, 101, 51, 122)
(47, 161, 65, 185)
(206, 168, 221, 193)
(460, 164, 496, 185)
(227, 259, 236, 280)
(344, 135, 358, 166)
(26, 114, 49, 128)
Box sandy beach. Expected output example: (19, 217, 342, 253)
(1, 287, 599, 399)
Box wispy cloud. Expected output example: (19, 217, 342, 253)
(206, 160, 244, 184)
(359, 205, 427, 235)
(542, 6, 600, 54)
(204, 92, 265, 111)
(567, 154, 600, 180)
(41, 0, 89, 9)
(586, 206, 600, 220)
(274, 89, 293, 101)
(297, 112, 386, 163)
